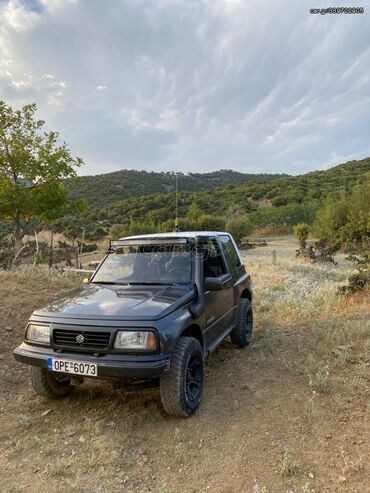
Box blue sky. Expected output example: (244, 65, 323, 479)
(0, 0, 369, 176)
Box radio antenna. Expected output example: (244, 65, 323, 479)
(174, 173, 179, 232)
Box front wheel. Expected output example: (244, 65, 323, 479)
(230, 298, 253, 348)
(31, 367, 73, 399)
(160, 337, 205, 417)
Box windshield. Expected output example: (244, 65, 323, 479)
(92, 243, 192, 285)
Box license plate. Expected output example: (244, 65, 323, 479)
(47, 358, 97, 377)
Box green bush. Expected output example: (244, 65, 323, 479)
(226, 216, 253, 243)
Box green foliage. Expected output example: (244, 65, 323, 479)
(249, 203, 318, 227)
(0, 101, 83, 252)
(64, 158, 369, 241)
(294, 222, 310, 248)
(226, 216, 253, 243)
(110, 224, 125, 240)
(0, 218, 12, 240)
(339, 254, 370, 295)
(67, 169, 287, 209)
(197, 214, 226, 231)
(109, 221, 156, 239)
(313, 180, 370, 250)
(344, 181, 370, 244)
(312, 191, 348, 242)
(186, 202, 202, 221)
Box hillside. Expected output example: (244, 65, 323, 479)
(80, 158, 370, 234)
(2, 158, 368, 243)
(67, 169, 288, 208)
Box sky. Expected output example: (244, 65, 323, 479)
(0, 0, 369, 176)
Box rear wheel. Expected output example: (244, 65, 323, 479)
(31, 367, 72, 399)
(160, 337, 204, 417)
(230, 298, 253, 347)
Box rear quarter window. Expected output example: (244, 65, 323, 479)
(219, 235, 242, 270)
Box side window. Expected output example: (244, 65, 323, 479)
(219, 235, 241, 270)
(203, 240, 227, 278)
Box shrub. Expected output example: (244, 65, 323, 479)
(339, 254, 370, 295)
(226, 216, 253, 243)
(294, 222, 310, 255)
(197, 214, 226, 231)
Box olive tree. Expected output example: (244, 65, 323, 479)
(0, 101, 83, 261)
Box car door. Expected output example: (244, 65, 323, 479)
(202, 239, 234, 349)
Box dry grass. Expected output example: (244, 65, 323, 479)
(247, 238, 369, 394)
(0, 266, 83, 293)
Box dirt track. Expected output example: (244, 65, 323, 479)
(1, 241, 369, 493)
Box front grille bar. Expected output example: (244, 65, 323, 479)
(53, 329, 111, 350)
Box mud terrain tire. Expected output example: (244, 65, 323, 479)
(230, 298, 253, 348)
(160, 337, 204, 417)
(31, 367, 72, 398)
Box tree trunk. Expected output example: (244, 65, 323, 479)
(12, 213, 24, 266)
(13, 214, 23, 251)
(75, 247, 80, 269)
(33, 231, 39, 266)
(48, 229, 54, 269)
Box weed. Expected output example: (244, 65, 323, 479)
(309, 365, 330, 392)
(257, 319, 279, 354)
(48, 461, 72, 478)
(311, 322, 346, 350)
(305, 355, 330, 392)
(8, 486, 23, 493)
(306, 391, 316, 418)
(331, 345, 352, 368)
(346, 318, 370, 339)
(272, 250, 277, 265)
(280, 444, 297, 477)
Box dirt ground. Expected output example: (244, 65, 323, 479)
(0, 239, 369, 493)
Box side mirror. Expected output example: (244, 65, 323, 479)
(205, 277, 223, 291)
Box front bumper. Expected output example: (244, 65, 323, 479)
(14, 343, 170, 379)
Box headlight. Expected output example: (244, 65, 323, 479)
(114, 331, 157, 351)
(26, 324, 50, 344)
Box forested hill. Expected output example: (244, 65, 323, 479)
(81, 158, 369, 235)
(67, 169, 288, 208)
(236, 157, 370, 206)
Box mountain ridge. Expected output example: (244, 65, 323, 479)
(66, 169, 289, 208)
(70, 158, 369, 238)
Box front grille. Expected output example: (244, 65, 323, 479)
(53, 329, 111, 350)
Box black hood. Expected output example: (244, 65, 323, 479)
(32, 283, 195, 321)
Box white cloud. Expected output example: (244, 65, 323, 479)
(1, 0, 39, 31)
(0, 0, 369, 175)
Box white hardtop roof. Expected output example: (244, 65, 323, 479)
(119, 231, 230, 241)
